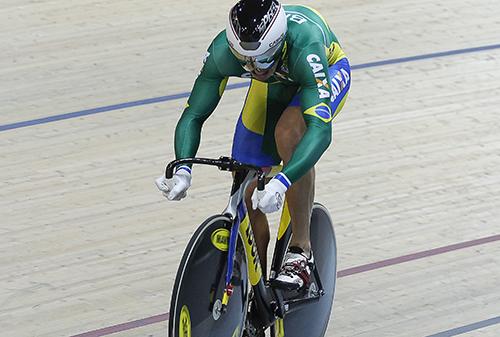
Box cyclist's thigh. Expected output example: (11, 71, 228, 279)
(274, 105, 306, 163)
(231, 79, 297, 167)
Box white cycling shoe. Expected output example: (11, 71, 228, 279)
(272, 246, 314, 291)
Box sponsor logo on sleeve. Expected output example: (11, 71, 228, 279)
(330, 68, 350, 101)
(307, 54, 331, 99)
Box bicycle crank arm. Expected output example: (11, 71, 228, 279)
(271, 284, 325, 318)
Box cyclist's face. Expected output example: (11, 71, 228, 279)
(229, 40, 284, 81)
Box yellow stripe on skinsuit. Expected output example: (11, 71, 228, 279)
(219, 77, 229, 96)
(241, 80, 268, 135)
(326, 42, 347, 65)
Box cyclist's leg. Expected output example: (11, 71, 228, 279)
(244, 179, 269, 274)
(275, 108, 314, 254)
(231, 79, 297, 273)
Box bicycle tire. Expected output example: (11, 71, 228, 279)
(168, 215, 249, 337)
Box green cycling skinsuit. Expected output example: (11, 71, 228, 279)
(174, 5, 351, 184)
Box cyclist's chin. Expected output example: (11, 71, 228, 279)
(251, 65, 277, 81)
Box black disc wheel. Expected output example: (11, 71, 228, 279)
(168, 215, 249, 337)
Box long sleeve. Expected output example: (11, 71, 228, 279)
(174, 44, 228, 159)
(282, 42, 334, 182)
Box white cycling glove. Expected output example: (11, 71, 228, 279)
(155, 166, 192, 201)
(251, 173, 291, 213)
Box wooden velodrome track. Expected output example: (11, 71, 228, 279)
(1, 0, 499, 336)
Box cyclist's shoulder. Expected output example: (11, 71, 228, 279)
(284, 5, 327, 23)
(206, 30, 231, 62)
(283, 6, 343, 70)
(284, 6, 332, 57)
(204, 30, 246, 77)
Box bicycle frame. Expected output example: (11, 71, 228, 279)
(166, 157, 325, 332)
(223, 169, 276, 327)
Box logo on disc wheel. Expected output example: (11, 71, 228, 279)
(211, 228, 230, 251)
(179, 305, 191, 337)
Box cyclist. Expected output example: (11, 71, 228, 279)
(156, 0, 350, 291)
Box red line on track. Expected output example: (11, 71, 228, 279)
(70, 313, 168, 337)
(71, 234, 500, 337)
(337, 234, 500, 277)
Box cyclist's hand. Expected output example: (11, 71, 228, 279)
(155, 166, 192, 201)
(251, 173, 290, 213)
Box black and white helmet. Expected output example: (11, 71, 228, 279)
(226, 0, 287, 72)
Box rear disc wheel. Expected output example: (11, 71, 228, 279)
(281, 203, 337, 337)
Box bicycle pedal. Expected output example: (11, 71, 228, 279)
(270, 278, 300, 291)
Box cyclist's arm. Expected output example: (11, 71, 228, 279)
(174, 47, 228, 159)
(281, 43, 334, 183)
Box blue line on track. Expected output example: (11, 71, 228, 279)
(1, 43, 500, 132)
(350, 43, 500, 70)
(0, 82, 249, 132)
(426, 316, 500, 336)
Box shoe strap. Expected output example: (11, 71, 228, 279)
(288, 246, 312, 260)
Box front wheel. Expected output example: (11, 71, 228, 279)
(168, 215, 249, 337)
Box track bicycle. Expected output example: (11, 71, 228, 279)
(166, 156, 337, 337)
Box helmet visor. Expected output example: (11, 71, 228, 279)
(230, 39, 284, 72)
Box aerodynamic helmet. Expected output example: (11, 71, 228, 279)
(226, 0, 287, 72)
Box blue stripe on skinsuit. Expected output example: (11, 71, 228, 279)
(330, 58, 351, 118)
(231, 115, 279, 167)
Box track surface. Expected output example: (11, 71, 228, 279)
(1, 0, 499, 336)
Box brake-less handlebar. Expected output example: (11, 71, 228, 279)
(165, 156, 266, 190)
